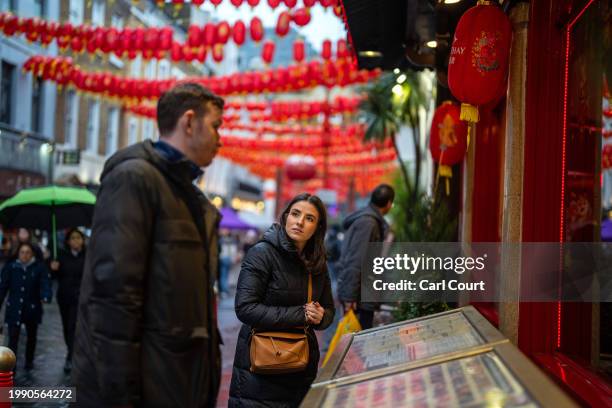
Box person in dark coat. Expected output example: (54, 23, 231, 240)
(229, 193, 335, 408)
(337, 184, 394, 329)
(0, 242, 52, 370)
(73, 83, 224, 408)
(49, 228, 86, 373)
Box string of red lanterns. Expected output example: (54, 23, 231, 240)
(0, 12, 345, 63)
(151, 0, 343, 12)
(22, 55, 379, 100)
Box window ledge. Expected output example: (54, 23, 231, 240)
(533, 352, 612, 407)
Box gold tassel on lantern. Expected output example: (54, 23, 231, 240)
(460, 103, 479, 149)
(434, 150, 453, 196)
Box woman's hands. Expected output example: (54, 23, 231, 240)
(304, 302, 324, 325)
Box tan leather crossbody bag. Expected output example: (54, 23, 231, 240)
(249, 273, 312, 374)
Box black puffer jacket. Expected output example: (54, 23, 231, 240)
(73, 140, 221, 408)
(53, 248, 85, 305)
(229, 224, 334, 408)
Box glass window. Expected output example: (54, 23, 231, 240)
(106, 107, 119, 156)
(111, 13, 124, 29)
(0, 61, 15, 126)
(128, 117, 139, 145)
(91, 0, 105, 26)
(31, 76, 43, 133)
(86, 100, 100, 153)
(64, 90, 78, 147)
(69, 0, 83, 25)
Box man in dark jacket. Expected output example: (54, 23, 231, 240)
(73, 83, 224, 408)
(337, 184, 394, 329)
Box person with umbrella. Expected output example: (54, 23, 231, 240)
(0, 242, 52, 371)
(49, 228, 86, 373)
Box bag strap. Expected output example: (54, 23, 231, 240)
(308, 272, 312, 303)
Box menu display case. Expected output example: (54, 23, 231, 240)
(315, 306, 506, 385)
(302, 342, 575, 407)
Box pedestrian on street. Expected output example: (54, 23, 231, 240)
(337, 184, 394, 329)
(49, 228, 86, 373)
(229, 193, 335, 407)
(0, 242, 52, 371)
(73, 83, 224, 408)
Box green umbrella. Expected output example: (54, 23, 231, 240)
(0, 185, 96, 259)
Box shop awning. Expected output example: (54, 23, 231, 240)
(219, 207, 256, 231)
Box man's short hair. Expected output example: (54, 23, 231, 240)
(157, 82, 224, 136)
(370, 184, 395, 207)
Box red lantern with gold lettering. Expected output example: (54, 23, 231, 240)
(429, 101, 467, 195)
(447, 2, 511, 129)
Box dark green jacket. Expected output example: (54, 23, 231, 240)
(73, 140, 221, 408)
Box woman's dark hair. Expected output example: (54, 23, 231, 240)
(280, 193, 328, 274)
(64, 228, 85, 250)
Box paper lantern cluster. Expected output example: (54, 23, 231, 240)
(22, 55, 380, 100)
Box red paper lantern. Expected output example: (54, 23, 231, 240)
(247, 0, 260, 6)
(284, 0, 297, 7)
(429, 101, 468, 195)
(293, 40, 305, 63)
(193, 0, 205, 4)
(212, 44, 224, 62)
(210, 0, 223, 6)
(429, 102, 467, 165)
(292, 8, 310, 26)
(217, 21, 231, 44)
(303, 0, 316, 7)
(203, 22, 217, 47)
(262, 41, 275, 64)
(230, 0, 244, 6)
(447, 2, 511, 124)
(187, 24, 202, 47)
(319, 0, 334, 7)
(336, 38, 347, 59)
(196, 47, 207, 63)
(232, 20, 246, 45)
(70, 36, 84, 53)
(268, 0, 281, 8)
(160, 27, 173, 50)
(285, 155, 316, 181)
(275, 11, 291, 37)
(321, 39, 331, 60)
(250, 17, 264, 42)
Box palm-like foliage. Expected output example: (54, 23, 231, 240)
(360, 70, 428, 204)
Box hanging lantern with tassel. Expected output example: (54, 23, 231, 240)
(447, 1, 511, 144)
(429, 101, 468, 196)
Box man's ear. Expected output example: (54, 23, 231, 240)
(181, 109, 195, 136)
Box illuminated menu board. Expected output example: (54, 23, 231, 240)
(324, 352, 537, 408)
(335, 312, 483, 378)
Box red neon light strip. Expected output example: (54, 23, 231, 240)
(558, 0, 595, 349)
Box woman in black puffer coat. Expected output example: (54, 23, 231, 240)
(229, 193, 335, 408)
(50, 228, 86, 373)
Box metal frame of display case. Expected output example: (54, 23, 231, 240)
(302, 341, 577, 407)
(314, 305, 507, 386)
